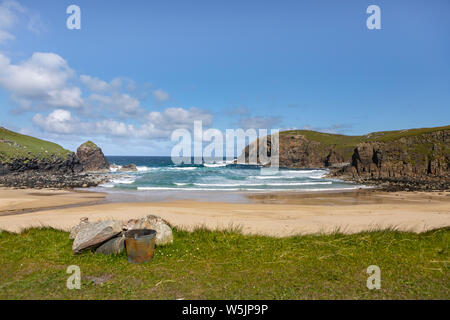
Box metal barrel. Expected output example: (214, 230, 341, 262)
(124, 229, 156, 264)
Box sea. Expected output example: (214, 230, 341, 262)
(95, 156, 362, 194)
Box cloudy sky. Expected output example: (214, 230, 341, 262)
(0, 0, 449, 155)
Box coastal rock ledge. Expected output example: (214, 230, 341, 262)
(241, 125, 449, 191)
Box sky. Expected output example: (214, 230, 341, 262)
(0, 0, 449, 156)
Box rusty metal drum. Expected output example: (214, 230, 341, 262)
(125, 229, 156, 263)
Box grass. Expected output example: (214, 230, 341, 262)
(0, 227, 448, 299)
(78, 141, 99, 149)
(0, 127, 72, 163)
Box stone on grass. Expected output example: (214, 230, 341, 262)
(126, 215, 173, 245)
(95, 236, 125, 255)
(72, 220, 122, 253)
(69, 217, 90, 240)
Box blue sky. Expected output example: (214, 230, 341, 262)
(0, 0, 449, 155)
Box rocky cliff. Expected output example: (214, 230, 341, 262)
(0, 127, 82, 175)
(76, 141, 110, 172)
(332, 129, 449, 190)
(241, 129, 363, 168)
(0, 127, 109, 188)
(341, 130, 449, 180)
(241, 125, 450, 190)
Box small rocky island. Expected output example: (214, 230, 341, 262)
(76, 141, 110, 172)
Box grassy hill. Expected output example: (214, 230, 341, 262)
(0, 127, 72, 163)
(280, 125, 450, 159)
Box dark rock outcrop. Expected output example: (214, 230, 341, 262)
(241, 126, 450, 191)
(0, 171, 110, 189)
(0, 153, 82, 175)
(331, 130, 450, 190)
(1, 126, 82, 176)
(241, 132, 353, 168)
(119, 163, 137, 172)
(0, 127, 112, 188)
(76, 141, 110, 172)
(343, 131, 449, 179)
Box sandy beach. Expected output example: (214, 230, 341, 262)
(0, 187, 449, 236)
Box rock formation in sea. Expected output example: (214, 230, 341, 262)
(76, 141, 110, 172)
(119, 163, 138, 172)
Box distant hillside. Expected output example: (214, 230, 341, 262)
(242, 125, 450, 188)
(0, 127, 82, 175)
(279, 125, 450, 163)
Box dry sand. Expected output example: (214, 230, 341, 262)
(0, 188, 449, 236)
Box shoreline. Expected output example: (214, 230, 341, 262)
(85, 184, 373, 204)
(0, 187, 448, 237)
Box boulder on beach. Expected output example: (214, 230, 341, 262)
(72, 220, 123, 253)
(76, 141, 110, 172)
(125, 215, 173, 245)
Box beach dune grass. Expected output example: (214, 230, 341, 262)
(0, 226, 448, 299)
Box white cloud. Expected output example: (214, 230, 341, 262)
(32, 109, 78, 134)
(0, 0, 20, 44)
(33, 107, 213, 139)
(0, 0, 42, 44)
(152, 89, 170, 102)
(0, 29, 14, 43)
(88, 92, 143, 118)
(0, 52, 84, 111)
(80, 75, 122, 93)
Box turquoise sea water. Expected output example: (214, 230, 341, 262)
(99, 156, 361, 193)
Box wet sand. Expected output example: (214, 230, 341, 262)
(0, 188, 449, 236)
(0, 188, 106, 216)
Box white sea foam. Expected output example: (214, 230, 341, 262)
(99, 183, 115, 188)
(193, 181, 332, 187)
(169, 166, 197, 171)
(136, 166, 153, 172)
(109, 164, 122, 172)
(249, 169, 328, 180)
(203, 163, 227, 168)
(110, 177, 136, 184)
(137, 187, 240, 191)
(136, 185, 362, 192)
